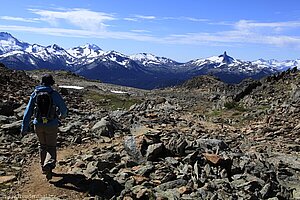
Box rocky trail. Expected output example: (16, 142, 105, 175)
(17, 138, 123, 199)
(18, 145, 87, 199)
(1, 65, 300, 199)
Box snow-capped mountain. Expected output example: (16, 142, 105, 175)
(67, 44, 104, 59)
(191, 51, 236, 65)
(179, 52, 278, 84)
(0, 32, 298, 89)
(186, 51, 278, 74)
(0, 32, 30, 54)
(252, 59, 300, 71)
(130, 53, 180, 67)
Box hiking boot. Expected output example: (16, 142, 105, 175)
(46, 170, 52, 180)
(42, 164, 53, 180)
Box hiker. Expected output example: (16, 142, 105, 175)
(21, 74, 68, 180)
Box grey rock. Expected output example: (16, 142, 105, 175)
(259, 183, 271, 199)
(1, 120, 22, 135)
(131, 185, 149, 198)
(59, 121, 82, 133)
(155, 179, 187, 191)
(97, 160, 116, 172)
(83, 161, 98, 178)
(165, 134, 187, 156)
(134, 163, 154, 176)
(13, 104, 26, 119)
(123, 136, 145, 164)
(195, 139, 229, 151)
(0, 115, 9, 124)
(146, 143, 164, 161)
(91, 116, 116, 137)
(124, 177, 135, 190)
(98, 152, 121, 163)
(183, 151, 198, 163)
(196, 188, 209, 199)
(155, 188, 181, 200)
(81, 154, 94, 161)
(165, 157, 179, 166)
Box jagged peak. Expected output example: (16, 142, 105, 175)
(0, 32, 14, 40)
(106, 50, 127, 57)
(25, 44, 45, 53)
(47, 44, 64, 51)
(219, 51, 235, 64)
(83, 43, 102, 51)
(70, 43, 102, 51)
(0, 32, 30, 53)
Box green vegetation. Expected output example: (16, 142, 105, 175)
(224, 101, 247, 112)
(207, 110, 222, 117)
(84, 91, 141, 110)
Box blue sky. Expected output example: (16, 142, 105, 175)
(1, 0, 300, 62)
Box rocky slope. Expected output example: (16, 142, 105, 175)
(0, 63, 299, 199)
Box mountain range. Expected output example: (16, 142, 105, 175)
(0, 32, 299, 89)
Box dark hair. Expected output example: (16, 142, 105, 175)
(41, 74, 55, 86)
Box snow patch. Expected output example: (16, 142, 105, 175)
(110, 90, 129, 94)
(59, 85, 84, 90)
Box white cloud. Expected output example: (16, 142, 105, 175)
(1, 23, 300, 48)
(1, 11, 300, 49)
(0, 25, 158, 42)
(236, 20, 300, 28)
(131, 29, 151, 33)
(124, 18, 138, 22)
(163, 16, 209, 22)
(125, 15, 209, 22)
(161, 29, 300, 48)
(0, 16, 38, 23)
(134, 15, 156, 20)
(235, 20, 300, 33)
(28, 8, 116, 31)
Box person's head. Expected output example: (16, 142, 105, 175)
(41, 74, 55, 86)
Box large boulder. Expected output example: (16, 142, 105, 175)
(91, 116, 118, 138)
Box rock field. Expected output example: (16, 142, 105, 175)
(0, 64, 299, 199)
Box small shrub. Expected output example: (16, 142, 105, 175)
(84, 91, 141, 110)
(224, 101, 246, 112)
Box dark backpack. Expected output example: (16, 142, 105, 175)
(35, 91, 56, 123)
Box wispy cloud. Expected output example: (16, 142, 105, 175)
(1, 7, 300, 49)
(134, 15, 156, 20)
(28, 8, 116, 31)
(0, 16, 38, 23)
(124, 17, 138, 22)
(163, 16, 209, 22)
(0, 25, 159, 42)
(161, 22, 300, 48)
(124, 15, 209, 22)
(131, 29, 151, 33)
(235, 20, 300, 29)
(2, 23, 300, 48)
(234, 19, 300, 34)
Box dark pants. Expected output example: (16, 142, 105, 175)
(35, 125, 58, 170)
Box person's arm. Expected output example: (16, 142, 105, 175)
(21, 92, 36, 133)
(54, 91, 68, 118)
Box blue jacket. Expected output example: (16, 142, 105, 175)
(21, 85, 68, 133)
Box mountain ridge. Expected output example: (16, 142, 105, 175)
(0, 32, 299, 89)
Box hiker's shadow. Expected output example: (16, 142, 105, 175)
(49, 172, 111, 197)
